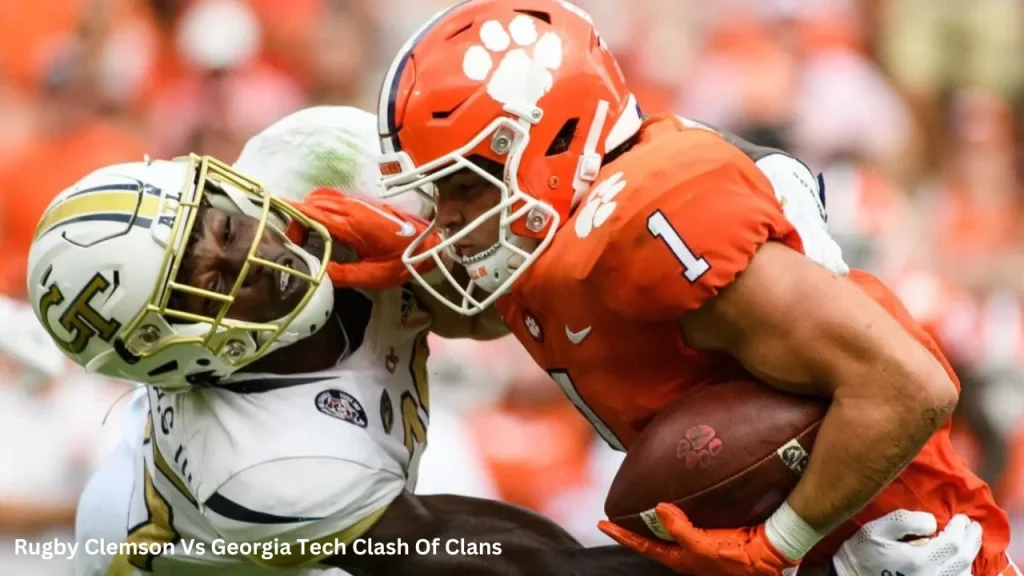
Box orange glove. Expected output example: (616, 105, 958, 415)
(288, 188, 443, 290)
(598, 504, 799, 576)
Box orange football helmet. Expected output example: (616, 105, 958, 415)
(377, 0, 642, 315)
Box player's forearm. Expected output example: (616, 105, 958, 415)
(678, 242, 960, 557)
(786, 369, 957, 535)
(788, 398, 930, 529)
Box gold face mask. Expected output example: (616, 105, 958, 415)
(117, 154, 335, 368)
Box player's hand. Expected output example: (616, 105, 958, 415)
(831, 511, 981, 576)
(598, 503, 798, 575)
(289, 188, 443, 290)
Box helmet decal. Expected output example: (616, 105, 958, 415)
(463, 15, 563, 109)
(378, 0, 475, 155)
(34, 181, 163, 243)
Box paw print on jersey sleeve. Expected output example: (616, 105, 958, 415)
(574, 172, 626, 239)
(462, 14, 564, 109)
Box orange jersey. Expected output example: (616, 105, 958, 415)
(495, 115, 1011, 574)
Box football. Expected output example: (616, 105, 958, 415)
(604, 379, 828, 539)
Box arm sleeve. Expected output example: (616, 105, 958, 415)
(204, 457, 404, 563)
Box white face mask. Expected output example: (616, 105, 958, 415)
(379, 117, 562, 317)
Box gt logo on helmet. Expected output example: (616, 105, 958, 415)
(38, 273, 121, 355)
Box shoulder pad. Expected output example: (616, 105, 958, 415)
(582, 136, 802, 320)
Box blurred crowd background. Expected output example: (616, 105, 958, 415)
(2, 0, 1024, 573)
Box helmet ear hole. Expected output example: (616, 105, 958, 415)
(545, 118, 579, 157)
(146, 360, 179, 378)
(113, 339, 141, 365)
(432, 98, 468, 120)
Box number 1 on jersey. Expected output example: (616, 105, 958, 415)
(647, 210, 710, 282)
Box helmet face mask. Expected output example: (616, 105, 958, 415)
(376, 0, 640, 316)
(381, 116, 560, 316)
(28, 154, 335, 388)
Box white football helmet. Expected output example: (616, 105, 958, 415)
(26, 155, 334, 389)
(233, 105, 433, 218)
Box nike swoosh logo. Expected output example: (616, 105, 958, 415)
(353, 199, 417, 237)
(565, 325, 592, 344)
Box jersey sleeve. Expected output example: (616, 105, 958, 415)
(597, 156, 802, 321)
(205, 457, 404, 566)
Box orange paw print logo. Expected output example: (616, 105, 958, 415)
(676, 424, 723, 469)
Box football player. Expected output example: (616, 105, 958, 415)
(372, 1, 1020, 575)
(31, 106, 681, 576)
(38, 105, 988, 576)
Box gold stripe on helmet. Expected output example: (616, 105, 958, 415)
(34, 190, 162, 240)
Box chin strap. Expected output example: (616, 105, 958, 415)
(570, 99, 609, 208)
(287, 187, 443, 290)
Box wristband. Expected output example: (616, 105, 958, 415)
(765, 501, 825, 561)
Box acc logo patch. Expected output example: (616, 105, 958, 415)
(315, 389, 368, 428)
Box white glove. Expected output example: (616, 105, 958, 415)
(832, 510, 982, 576)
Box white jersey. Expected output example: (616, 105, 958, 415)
(74, 105, 441, 575)
(677, 115, 849, 276)
(90, 285, 432, 575)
